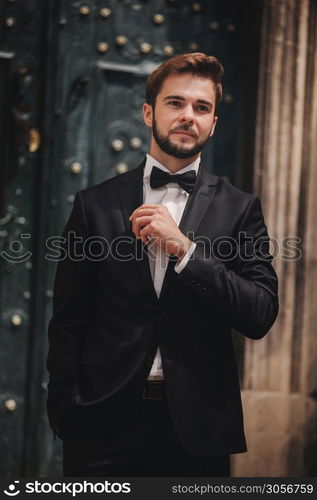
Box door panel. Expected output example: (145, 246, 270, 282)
(0, 0, 258, 475)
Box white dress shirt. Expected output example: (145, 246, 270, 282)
(143, 154, 198, 380)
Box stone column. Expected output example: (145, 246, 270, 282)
(233, 0, 317, 476)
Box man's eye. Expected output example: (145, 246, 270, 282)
(168, 100, 181, 106)
(197, 105, 209, 112)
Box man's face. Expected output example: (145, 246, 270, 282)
(143, 72, 218, 160)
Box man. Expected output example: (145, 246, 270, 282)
(47, 53, 279, 477)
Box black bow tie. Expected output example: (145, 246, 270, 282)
(150, 166, 197, 194)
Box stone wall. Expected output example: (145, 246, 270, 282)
(233, 0, 317, 476)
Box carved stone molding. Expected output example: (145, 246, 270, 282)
(234, 0, 317, 476)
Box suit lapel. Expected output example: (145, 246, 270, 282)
(159, 166, 218, 300)
(119, 159, 158, 301)
(119, 159, 144, 234)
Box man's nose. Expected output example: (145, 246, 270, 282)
(179, 105, 195, 124)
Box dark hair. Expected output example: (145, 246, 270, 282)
(146, 52, 224, 110)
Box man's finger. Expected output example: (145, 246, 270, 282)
(139, 223, 155, 245)
(132, 216, 153, 237)
(129, 205, 160, 220)
(130, 208, 156, 222)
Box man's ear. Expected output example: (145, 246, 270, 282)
(209, 116, 218, 137)
(143, 102, 153, 128)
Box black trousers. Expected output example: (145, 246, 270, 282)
(62, 388, 230, 477)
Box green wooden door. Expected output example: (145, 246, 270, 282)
(0, 0, 261, 476)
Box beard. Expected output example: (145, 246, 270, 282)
(152, 116, 211, 159)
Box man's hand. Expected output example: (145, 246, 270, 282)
(129, 204, 192, 259)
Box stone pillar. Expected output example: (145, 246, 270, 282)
(233, 0, 317, 476)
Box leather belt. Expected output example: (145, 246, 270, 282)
(143, 380, 165, 400)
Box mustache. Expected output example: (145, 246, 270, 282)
(169, 125, 198, 138)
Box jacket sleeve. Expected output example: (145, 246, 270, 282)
(46, 191, 96, 429)
(176, 196, 279, 339)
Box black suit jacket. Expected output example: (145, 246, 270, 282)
(47, 160, 278, 456)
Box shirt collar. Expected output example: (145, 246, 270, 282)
(144, 154, 201, 179)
